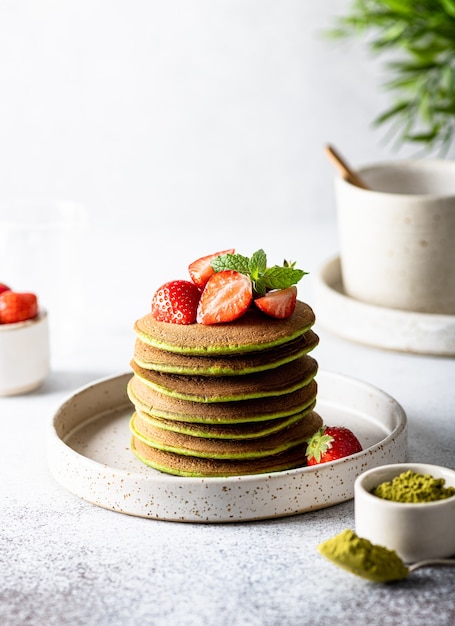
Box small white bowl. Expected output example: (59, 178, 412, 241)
(355, 463, 455, 563)
(0, 311, 50, 396)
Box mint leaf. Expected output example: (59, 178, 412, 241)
(211, 248, 308, 296)
(248, 249, 267, 278)
(211, 253, 250, 274)
(248, 249, 268, 295)
(262, 265, 307, 290)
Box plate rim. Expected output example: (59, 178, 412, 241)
(47, 370, 408, 520)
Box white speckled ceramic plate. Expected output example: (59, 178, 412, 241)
(314, 256, 455, 356)
(47, 370, 407, 522)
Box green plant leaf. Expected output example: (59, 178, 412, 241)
(440, 0, 455, 18)
(326, 0, 455, 152)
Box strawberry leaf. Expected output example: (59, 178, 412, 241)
(305, 429, 334, 464)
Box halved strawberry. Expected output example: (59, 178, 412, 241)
(0, 291, 38, 324)
(151, 280, 201, 324)
(305, 426, 363, 466)
(188, 248, 235, 289)
(254, 286, 297, 319)
(197, 270, 252, 325)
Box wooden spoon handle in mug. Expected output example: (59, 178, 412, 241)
(324, 144, 369, 189)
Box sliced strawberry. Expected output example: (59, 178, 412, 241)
(197, 270, 252, 325)
(151, 280, 201, 324)
(0, 291, 38, 324)
(0, 283, 11, 295)
(254, 286, 297, 319)
(305, 426, 363, 466)
(188, 248, 235, 289)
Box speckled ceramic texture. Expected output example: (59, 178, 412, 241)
(47, 371, 407, 522)
(355, 463, 455, 563)
(335, 160, 455, 315)
(0, 311, 50, 396)
(314, 256, 455, 356)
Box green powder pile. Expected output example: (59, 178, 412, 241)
(318, 529, 408, 583)
(372, 470, 455, 503)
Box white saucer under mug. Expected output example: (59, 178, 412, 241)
(313, 256, 455, 356)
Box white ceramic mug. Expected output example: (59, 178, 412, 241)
(335, 160, 455, 314)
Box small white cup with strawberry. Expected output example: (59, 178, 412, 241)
(0, 283, 50, 396)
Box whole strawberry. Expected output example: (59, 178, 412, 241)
(0, 291, 39, 324)
(305, 425, 362, 465)
(0, 283, 11, 295)
(151, 280, 201, 324)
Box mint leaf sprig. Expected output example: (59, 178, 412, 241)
(211, 249, 308, 297)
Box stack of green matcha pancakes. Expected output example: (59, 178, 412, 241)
(128, 300, 322, 477)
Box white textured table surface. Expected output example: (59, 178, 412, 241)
(1, 220, 455, 626)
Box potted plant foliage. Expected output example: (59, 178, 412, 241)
(331, 0, 455, 153)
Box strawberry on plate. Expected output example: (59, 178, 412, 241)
(197, 270, 253, 325)
(254, 286, 297, 319)
(151, 280, 201, 325)
(188, 248, 235, 289)
(0, 291, 38, 324)
(305, 425, 363, 465)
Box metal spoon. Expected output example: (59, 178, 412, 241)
(322, 550, 455, 583)
(318, 530, 455, 583)
(408, 559, 455, 575)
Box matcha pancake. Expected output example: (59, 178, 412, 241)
(131, 355, 318, 402)
(131, 410, 323, 460)
(133, 330, 319, 375)
(129, 256, 321, 478)
(132, 403, 316, 439)
(127, 375, 318, 424)
(134, 300, 315, 355)
(131, 433, 315, 477)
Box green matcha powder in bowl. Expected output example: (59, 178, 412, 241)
(372, 469, 455, 503)
(354, 463, 455, 563)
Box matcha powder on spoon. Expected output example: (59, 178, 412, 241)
(318, 529, 409, 583)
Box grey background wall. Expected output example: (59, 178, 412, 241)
(2, 1, 445, 230)
(2, 1, 452, 340)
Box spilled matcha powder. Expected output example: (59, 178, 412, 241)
(318, 529, 408, 583)
(372, 470, 455, 503)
